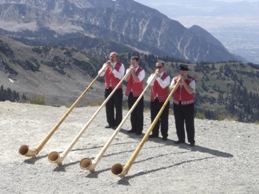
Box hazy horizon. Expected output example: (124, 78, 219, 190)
(134, 0, 259, 63)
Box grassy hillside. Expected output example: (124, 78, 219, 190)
(0, 35, 106, 106)
(187, 62, 259, 122)
(1, 35, 259, 122)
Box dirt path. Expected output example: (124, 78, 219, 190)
(0, 101, 258, 194)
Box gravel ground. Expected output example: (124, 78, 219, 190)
(1, 101, 259, 194)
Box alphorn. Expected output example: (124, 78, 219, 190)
(18, 64, 108, 157)
(80, 74, 157, 172)
(111, 78, 181, 178)
(48, 70, 131, 165)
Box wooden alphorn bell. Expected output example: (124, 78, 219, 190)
(18, 64, 108, 158)
(79, 74, 157, 172)
(111, 78, 181, 178)
(47, 70, 131, 165)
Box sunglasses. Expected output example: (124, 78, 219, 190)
(156, 66, 163, 69)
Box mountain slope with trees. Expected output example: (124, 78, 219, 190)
(1, 35, 259, 122)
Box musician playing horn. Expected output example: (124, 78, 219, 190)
(98, 52, 125, 129)
(170, 64, 196, 147)
(147, 61, 170, 141)
(125, 56, 145, 135)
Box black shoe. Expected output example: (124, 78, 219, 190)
(135, 132, 142, 135)
(149, 134, 158, 138)
(161, 137, 167, 141)
(128, 129, 136, 133)
(189, 142, 195, 147)
(175, 140, 185, 144)
(105, 125, 115, 129)
(162, 137, 167, 141)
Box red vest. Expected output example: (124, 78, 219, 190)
(150, 73, 169, 102)
(104, 62, 123, 89)
(173, 75, 195, 105)
(125, 67, 144, 97)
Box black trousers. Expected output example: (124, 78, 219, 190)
(128, 92, 144, 133)
(150, 99, 169, 138)
(173, 103, 195, 143)
(105, 88, 123, 127)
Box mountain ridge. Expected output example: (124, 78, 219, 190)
(134, 0, 259, 64)
(0, 0, 239, 63)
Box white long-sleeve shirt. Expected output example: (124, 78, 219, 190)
(147, 72, 170, 88)
(98, 62, 125, 79)
(125, 66, 145, 82)
(170, 76, 196, 91)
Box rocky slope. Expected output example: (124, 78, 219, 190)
(0, 0, 238, 62)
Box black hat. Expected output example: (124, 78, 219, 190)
(179, 64, 189, 71)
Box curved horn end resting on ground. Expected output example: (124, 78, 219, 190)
(48, 151, 62, 165)
(19, 145, 38, 157)
(111, 163, 126, 178)
(80, 158, 96, 172)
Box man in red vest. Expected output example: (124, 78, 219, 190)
(125, 56, 145, 135)
(147, 62, 170, 141)
(170, 64, 196, 146)
(98, 52, 125, 129)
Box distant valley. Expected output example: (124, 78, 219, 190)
(212, 27, 259, 64)
(134, 0, 259, 64)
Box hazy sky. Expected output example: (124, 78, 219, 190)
(134, 0, 259, 2)
(214, 0, 258, 1)
(134, 0, 259, 29)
